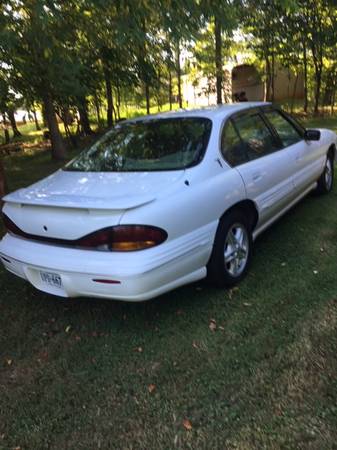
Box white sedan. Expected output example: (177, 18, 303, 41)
(0, 102, 336, 301)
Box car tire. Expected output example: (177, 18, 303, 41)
(207, 209, 253, 288)
(315, 154, 334, 194)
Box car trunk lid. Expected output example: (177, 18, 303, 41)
(2, 169, 184, 240)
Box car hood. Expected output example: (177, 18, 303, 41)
(3, 169, 185, 210)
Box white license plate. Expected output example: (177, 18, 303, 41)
(40, 271, 62, 288)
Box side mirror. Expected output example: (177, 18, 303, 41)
(304, 129, 321, 141)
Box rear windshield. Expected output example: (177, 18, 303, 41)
(65, 117, 212, 172)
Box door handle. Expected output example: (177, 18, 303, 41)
(252, 173, 262, 182)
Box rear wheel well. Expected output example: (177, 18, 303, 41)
(221, 200, 259, 232)
(328, 144, 336, 161)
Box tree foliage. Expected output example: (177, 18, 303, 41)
(0, 0, 336, 157)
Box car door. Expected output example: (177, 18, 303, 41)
(221, 109, 298, 227)
(262, 109, 325, 193)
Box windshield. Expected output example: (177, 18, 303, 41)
(64, 117, 212, 172)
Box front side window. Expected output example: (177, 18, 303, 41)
(264, 110, 302, 147)
(234, 113, 280, 160)
(221, 113, 280, 166)
(65, 117, 212, 172)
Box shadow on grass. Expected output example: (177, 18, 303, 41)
(1, 163, 337, 447)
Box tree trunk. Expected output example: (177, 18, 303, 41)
(2, 114, 10, 144)
(112, 96, 117, 121)
(271, 52, 275, 102)
(168, 70, 172, 110)
(313, 66, 322, 115)
(331, 89, 335, 115)
(303, 41, 308, 113)
(290, 73, 299, 114)
(42, 94, 66, 160)
(4, 128, 10, 144)
(93, 93, 101, 125)
(176, 42, 182, 108)
(311, 38, 323, 115)
(116, 84, 121, 120)
(62, 114, 77, 148)
(265, 56, 272, 101)
(32, 109, 41, 131)
(215, 16, 222, 105)
(104, 67, 113, 127)
(78, 98, 93, 135)
(8, 110, 21, 137)
(145, 83, 150, 114)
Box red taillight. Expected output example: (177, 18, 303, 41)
(2, 213, 167, 252)
(2, 213, 25, 236)
(77, 225, 168, 251)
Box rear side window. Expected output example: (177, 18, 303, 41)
(264, 110, 302, 147)
(221, 113, 280, 166)
(221, 121, 248, 166)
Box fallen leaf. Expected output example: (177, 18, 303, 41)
(183, 419, 192, 430)
(209, 319, 217, 332)
(65, 325, 71, 333)
(192, 341, 199, 349)
(218, 325, 225, 331)
(6, 359, 12, 366)
(228, 286, 239, 299)
(281, 262, 286, 267)
(313, 270, 318, 275)
(148, 384, 156, 393)
(320, 247, 324, 252)
(151, 362, 161, 371)
(135, 347, 143, 353)
(243, 302, 251, 307)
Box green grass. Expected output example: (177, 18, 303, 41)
(1, 116, 337, 449)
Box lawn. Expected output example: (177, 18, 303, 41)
(1, 115, 337, 449)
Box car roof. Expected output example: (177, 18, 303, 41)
(126, 102, 272, 124)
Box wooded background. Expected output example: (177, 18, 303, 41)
(0, 0, 336, 159)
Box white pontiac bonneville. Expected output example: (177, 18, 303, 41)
(0, 102, 336, 301)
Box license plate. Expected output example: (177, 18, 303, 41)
(40, 271, 62, 288)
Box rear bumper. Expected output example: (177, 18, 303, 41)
(0, 231, 213, 301)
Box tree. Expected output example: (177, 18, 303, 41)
(0, 73, 22, 139)
(299, 0, 335, 114)
(0, 1, 72, 158)
(198, 0, 238, 104)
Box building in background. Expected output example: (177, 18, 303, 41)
(183, 62, 304, 107)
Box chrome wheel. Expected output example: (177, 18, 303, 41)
(325, 158, 333, 190)
(224, 223, 249, 277)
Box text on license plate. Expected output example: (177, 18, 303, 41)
(40, 271, 62, 288)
